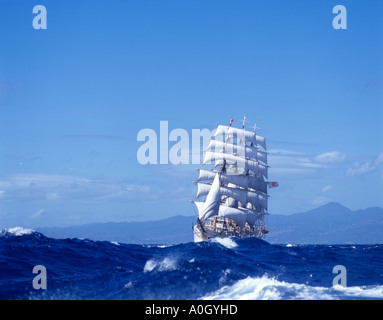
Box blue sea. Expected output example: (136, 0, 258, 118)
(1, 227, 383, 300)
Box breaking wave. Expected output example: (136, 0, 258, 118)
(202, 276, 383, 300)
(0, 226, 35, 237)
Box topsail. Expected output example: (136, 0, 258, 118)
(214, 125, 267, 149)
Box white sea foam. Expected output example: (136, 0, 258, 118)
(218, 269, 232, 286)
(143, 256, 178, 273)
(0, 226, 34, 236)
(201, 276, 383, 300)
(212, 237, 238, 249)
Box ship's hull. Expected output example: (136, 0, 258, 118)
(193, 218, 267, 242)
(193, 224, 206, 242)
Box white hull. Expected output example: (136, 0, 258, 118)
(193, 225, 205, 242)
(193, 218, 267, 243)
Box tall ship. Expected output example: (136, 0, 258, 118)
(192, 117, 278, 242)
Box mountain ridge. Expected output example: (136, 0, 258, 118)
(36, 202, 383, 245)
(267, 202, 383, 244)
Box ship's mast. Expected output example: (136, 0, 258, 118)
(242, 115, 246, 129)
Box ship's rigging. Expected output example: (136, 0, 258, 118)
(192, 116, 278, 242)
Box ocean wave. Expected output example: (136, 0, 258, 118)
(211, 237, 238, 249)
(143, 256, 178, 273)
(201, 276, 383, 300)
(1, 231, 383, 300)
(0, 226, 35, 237)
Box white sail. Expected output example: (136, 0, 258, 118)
(199, 173, 221, 221)
(206, 140, 267, 164)
(224, 186, 268, 211)
(197, 169, 215, 182)
(196, 182, 268, 211)
(218, 205, 247, 228)
(246, 211, 258, 227)
(220, 186, 246, 207)
(225, 183, 238, 208)
(246, 210, 267, 226)
(203, 151, 268, 179)
(197, 169, 268, 194)
(247, 192, 268, 212)
(196, 183, 212, 199)
(255, 135, 266, 150)
(214, 125, 266, 150)
(193, 201, 205, 220)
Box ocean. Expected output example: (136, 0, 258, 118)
(1, 227, 383, 300)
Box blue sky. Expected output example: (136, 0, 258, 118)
(0, 0, 382, 227)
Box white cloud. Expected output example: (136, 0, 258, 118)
(31, 209, 46, 218)
(346, 153, 383, 177)
(315, 151, 346, 164)
(0, 174, 151, 203)
(268, 154, 320, 179)
(268, 149, 346, 179)
(375, 153, 383, 166)
(321, 185, 334, 193)
(46, 193, 60, 200)
(268, 149, 304, 156)
(346, 162, 378, 176)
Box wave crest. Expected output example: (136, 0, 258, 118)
(201, 276, 383, 300)
(0, 226, 35, 237)
(143, 256, 178, 273)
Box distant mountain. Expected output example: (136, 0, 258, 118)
(37, 202, 383, 245)
(266, 202, 383, 244)
(37, 215, 196, 245)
